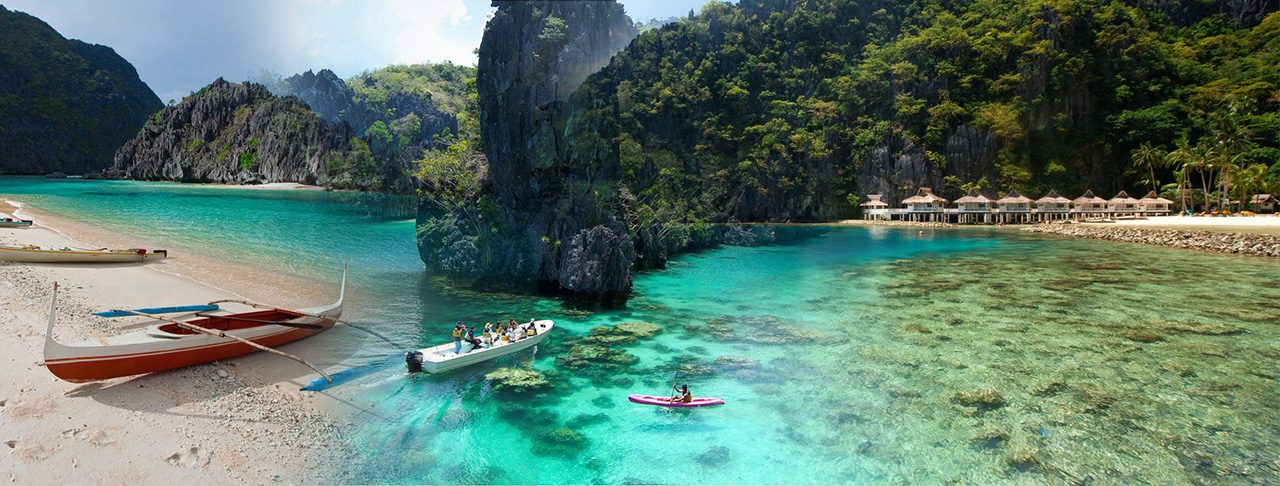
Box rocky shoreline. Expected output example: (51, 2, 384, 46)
(1022, 222, 1280, 257)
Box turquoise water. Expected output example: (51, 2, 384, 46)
(4, 177, 1279, 484)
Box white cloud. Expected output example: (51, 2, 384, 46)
(386, 0, 474, 65)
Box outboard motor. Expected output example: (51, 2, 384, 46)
(405, 350, 424, 373)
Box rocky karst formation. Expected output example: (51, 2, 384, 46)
(109, 78, 365, 187)
(0, 6, 162, 175)
(271, 69, 458, 152)
(418, 0, 639, 303)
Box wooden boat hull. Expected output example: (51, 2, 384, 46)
(414, 320, 554, 373)
(0, 219, 33, 228)
(0, 244, 167, 263)
(44, 276, 343, 383)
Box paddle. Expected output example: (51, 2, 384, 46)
(670, 369, 681, 402)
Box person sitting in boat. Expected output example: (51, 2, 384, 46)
(508, 318, 518, 329)
(465, 327, 483, 352)
(525, 323, 537, 337)
(497, 322, 508, 336)
(672, 384, 692, 403)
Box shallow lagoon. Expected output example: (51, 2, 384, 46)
(3, 179, 1276, 484)
(335, 226, 1280, 485)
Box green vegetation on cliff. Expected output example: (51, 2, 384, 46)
(573, 0, 1279, 220)
(0, 6, 162, 174)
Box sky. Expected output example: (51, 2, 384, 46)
(3, 0, 728, 103)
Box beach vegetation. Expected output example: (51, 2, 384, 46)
(565, 0, 1280, 221)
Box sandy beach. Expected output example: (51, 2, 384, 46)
(0, 200, 355, 484)
(1105, 214, 1280, 235)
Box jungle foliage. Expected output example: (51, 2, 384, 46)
(575, 0, 1279, 220)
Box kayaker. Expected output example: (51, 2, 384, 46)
(672, 384, 692, 403)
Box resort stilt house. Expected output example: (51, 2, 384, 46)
(1107, 190, 1141, 218)
(995, 189, 1032, 224)
(1138, 191, 1174, 215)
(1072, 190, 1107, 219)
(860, 194, 890, 220)
(1035, 190, 1071, 221)
(901, 188, 947, 222)
(954, 189, 992, 224)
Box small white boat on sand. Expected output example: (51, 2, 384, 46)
(405, 320, 554, 373)
(0, 244, 167, 263)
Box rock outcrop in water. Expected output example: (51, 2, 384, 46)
(108, 78, 398, 189)
(418, 0, 639, 303)
(0, 7, 162, 175)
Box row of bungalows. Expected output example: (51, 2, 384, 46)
(860, 188, 1173, 224)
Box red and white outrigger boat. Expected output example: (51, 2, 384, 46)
(43, 272, 345, 383)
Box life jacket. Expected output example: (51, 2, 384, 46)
(452, 328, 462, 339)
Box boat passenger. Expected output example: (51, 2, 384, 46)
(452, 322, 464, 354)
(526, 324, 537, 337)
(672, 384, 692, 403)
(509, 318, 518, 329)
(499, 331, 510, 344)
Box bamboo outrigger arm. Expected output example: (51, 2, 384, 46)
(109, 308, 333, 383)
(205, 298, 350, 324)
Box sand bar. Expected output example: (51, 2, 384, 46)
(0, 201, 355, 484)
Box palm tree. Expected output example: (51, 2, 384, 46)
(1163, 137, 1194, 211)
(1187, 142, 1218, 211)
(1234, 164, 1268, 212)
(1131, 143, 1166, 195)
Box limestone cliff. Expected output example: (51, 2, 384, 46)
(272, 68, 459, 153)
(0, 6, 162, 174)
(109, 79, 373, 188)
(418, 0, 638, 303)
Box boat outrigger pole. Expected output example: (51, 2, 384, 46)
(106, 308, 333, 383)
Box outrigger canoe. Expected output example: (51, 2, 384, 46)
(0, 218, 32, 228)
(43, 272, 344, 383)
(0, 244, 167, 263)
(405, 320, 554, 373)
(628, 394, 725, 408)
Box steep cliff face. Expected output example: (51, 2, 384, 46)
(110, 78, 364, 187)
(0, 6, 162, 174)
(418, 0, 638, 302)
(273, 68, 459, 152)
(273, 69, 354, 126)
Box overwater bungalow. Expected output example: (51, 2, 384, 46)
(954, 189, 993, 224)
(1072, 190, 1108, 219)
(996, 189, 1032, 224)
(1107, 190, 1141, 218)
(860, 194, 890, 220)
(1035, 190, 1072, 221)
(901, 188, 948, 222)
(1138, 191, 1174, 215)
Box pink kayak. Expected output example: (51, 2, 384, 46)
(628, 394, 725, 408)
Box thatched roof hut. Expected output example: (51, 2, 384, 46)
(1138, 191, 1174, 213)
(1073, 190, 1107, 207)
(901, 187, 948, 205)
(996, 189, 1032, 206)
(860, 194, 889, 208)
(1035, 190, 1071, 206)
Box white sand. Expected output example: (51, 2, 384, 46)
(1098, 215, 1280, 235)
(0, 200, 359, 484)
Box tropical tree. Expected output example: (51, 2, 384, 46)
(1164, 137, 1195, 211)
(1234, 163, 1269, 212)
(1130, 143, 1166, 194)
